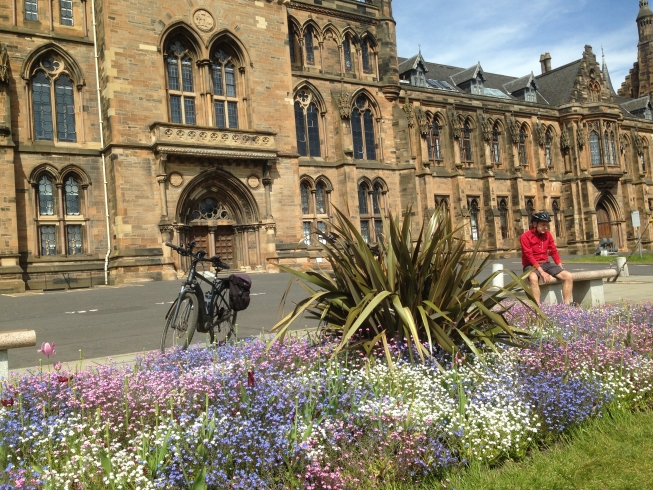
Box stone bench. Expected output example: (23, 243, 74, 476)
(0, 330, 36, 380)
(538, 269, 617, 306)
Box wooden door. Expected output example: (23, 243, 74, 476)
(190, 226, 209, 253)
(215, 227, 235, 267)
(597, 206, 612, 239)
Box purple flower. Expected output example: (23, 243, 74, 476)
(37, 342, 56, 358)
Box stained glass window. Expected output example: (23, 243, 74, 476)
(181, 56, 193, 92)
(361, 40, 371, 74)
(32, 71, 53, 141)
(316, 183, 326, 214)
(225, 64, 236, 97)
(589, 132, 601, 166)
(41, 226, 56, 256)
(212, 49, 238, 129)
(301, 183, 310, 215)
(352, 96, 376, 161)
(307, 103, 321, 157)
(363, 111, 376, 160)
(167, 55, 180, 91)
(64, 176, 80, 215)
(38, 175, 54, 216)
(372, 184, 382, 214)
(352, 108, 364, 160)
(343, 38, 353, 72)
(54, 75, 76, 142)
(166, 41, 195, 125)
(67, 225, 82, 255)
(294, 102, 307, 156)
(304, 29, 315, 65)
(358, 183, 368, 215)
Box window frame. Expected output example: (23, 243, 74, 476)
(468, 197, 480, 242)
(165, 39, 198, 125)
(25, 0, 38, 20)
(211, 47, 240, 129)
(359, 180, 387, 244)
(427, 116, 443, 162)
(545, 129, 554, 168)
(589, 131, 602, 166)
(59, 0, 73, 26)
(459, 120, 473, 163)
(498, 197, 509, 239)
(351, 95, 378, 161)
(518, 125, 529, 167)
(29, 53, 79, 143)
(300, 178, 332, 247)
(491, 122, 501, 165)
(294, 89, 322, 158)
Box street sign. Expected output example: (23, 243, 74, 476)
(632, 211, 641, 228)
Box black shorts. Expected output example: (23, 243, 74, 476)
(524, 262, 564, 279)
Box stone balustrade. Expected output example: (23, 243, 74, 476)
(0, 330, 36, 380)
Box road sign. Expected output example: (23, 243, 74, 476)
(632, 211, 641, 228)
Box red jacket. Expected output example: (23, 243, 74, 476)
(520, 228, 562, 268)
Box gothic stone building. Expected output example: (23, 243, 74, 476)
(0, 0, 652, 293)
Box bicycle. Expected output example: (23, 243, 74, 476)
(161, 241, 238, 352)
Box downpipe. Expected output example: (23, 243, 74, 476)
(90, 0, 112, 286)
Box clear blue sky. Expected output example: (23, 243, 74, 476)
(394, 0, 638, 88)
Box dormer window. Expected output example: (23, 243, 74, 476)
(471, 77, 484, 95)
(524, 88, 537, 103)
(411, 68, 427, 87)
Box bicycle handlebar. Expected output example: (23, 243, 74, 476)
(165, 242, 230, 270)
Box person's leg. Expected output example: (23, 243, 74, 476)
(528, 271, 541, 305)
(555, 270, 574, 304)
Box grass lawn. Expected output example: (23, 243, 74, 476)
(565, 254, 653, 264)
(387, 408, 653, 490)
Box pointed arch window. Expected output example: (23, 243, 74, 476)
(304, 27, 315, 65)
(468, 198, 480, 241)
(518, 125, 529, 167)
(60, 0, 73, 25)
(300, 179, 332, 246)
(589, 131, 601, 166)
(361, 39, 372, 74)
(459, 120, 473, 163)
(300, 182, 310, 215)
(352, 96, 377, 161)
(289, 24, 300, 64)
(38, 175, 55, 216)
(30, 55, 77, 142)
(427, 119, 442, 161)
(212, 48, 239, 129)
(343, 37, 353, 73)
(545, 129, 554, 168)
(498, 198, 509, 239)
(359, 180, 386, 244)
(294, 90, 321, 157)
(25, 0, 38, 20)
(491, 123, 501, 165)
(316, 182, 327, 215)
(165, 40, 196, 125)
(604, 124, 618, 166)
(641, 152, 647, 173)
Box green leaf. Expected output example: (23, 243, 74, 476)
(189, 467, 207, 490)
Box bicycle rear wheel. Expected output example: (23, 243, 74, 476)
(209, 289, 237, 345)
(161, 292, 198, 352)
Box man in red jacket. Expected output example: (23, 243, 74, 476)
(521, 211, 574, 305)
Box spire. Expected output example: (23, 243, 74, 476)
(602, 48, 617, 96)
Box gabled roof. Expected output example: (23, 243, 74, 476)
(535, 59, 583, 106)
(620, 95, 651, 113)
(398, 52, 428, 74)
(451, 62, 485, 85)
(503, 72, 539, 94)
(602, 53, 617, 96)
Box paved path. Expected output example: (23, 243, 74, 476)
(2, 256, 651, 373)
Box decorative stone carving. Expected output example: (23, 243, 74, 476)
(619, 132, 630, 152)
(402, 98, 415, 128)
(193, 9, 215, 32)
(561, 124, 572, 150)
(154, 125, 276, 149)
(337, 91, 350, 119)
(478, 113, 491, 142)
(534, 122, 545, 146)
(0, 44, 8, 84)
(447, 108, 462, 139)
(415, 107, 429, 136)
(577, 125, 586, 150)
(156, 146, 276, 160)
(507, 116, 520, 145)
(156, 175, 167, 184)
(168, 173, 183, 187)
(632, 129, 644, 155)
(247, 175, 261, 189)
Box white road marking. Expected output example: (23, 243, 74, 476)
(65, 311, 75, 314)
(155, 302, 165, 305)
(89, 309, 98, 312)
(167, 301, 174, 304)
(250, 293, 266, 296)
(78, 311, 87, 313)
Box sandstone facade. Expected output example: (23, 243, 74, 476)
(0, 0, 652, 292)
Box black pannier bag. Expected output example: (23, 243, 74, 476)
(228, 273, 252, 311)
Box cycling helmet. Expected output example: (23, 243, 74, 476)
(532, 211, 552, 223)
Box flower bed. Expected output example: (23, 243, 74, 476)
(1, 303, 653, 489)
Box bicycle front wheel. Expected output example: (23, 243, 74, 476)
(209, 290, 237, 345)
(161, 292, 198, 352)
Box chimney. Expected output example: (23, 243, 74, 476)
(540, 53, 552, 74)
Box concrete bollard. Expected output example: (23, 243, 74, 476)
(615, 257, 629, 277)
(491, 263, 505, 288)
(0, 330, 37, 380)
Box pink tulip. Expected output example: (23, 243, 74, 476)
(53, 361, 62, 371)
(37, 342, 56, 358)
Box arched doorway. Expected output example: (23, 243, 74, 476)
(595, 192, 624, 249)
(174, 168, 261, 271)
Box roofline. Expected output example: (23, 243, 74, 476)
(535, 59, 582, 79)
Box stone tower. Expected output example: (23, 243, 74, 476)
(637, 0, 653, 96)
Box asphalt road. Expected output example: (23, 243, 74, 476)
(2, 258, 652, 369)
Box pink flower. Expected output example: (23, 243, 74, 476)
(38, 342, 56, 358)
(53, 361, 62, 371)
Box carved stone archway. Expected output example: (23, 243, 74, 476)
(173, 168, 262, 270)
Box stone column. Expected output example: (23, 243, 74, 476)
(263, 161, 273, 219)
(208, 226, 216, 257)
(157, 175, 168, 218)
